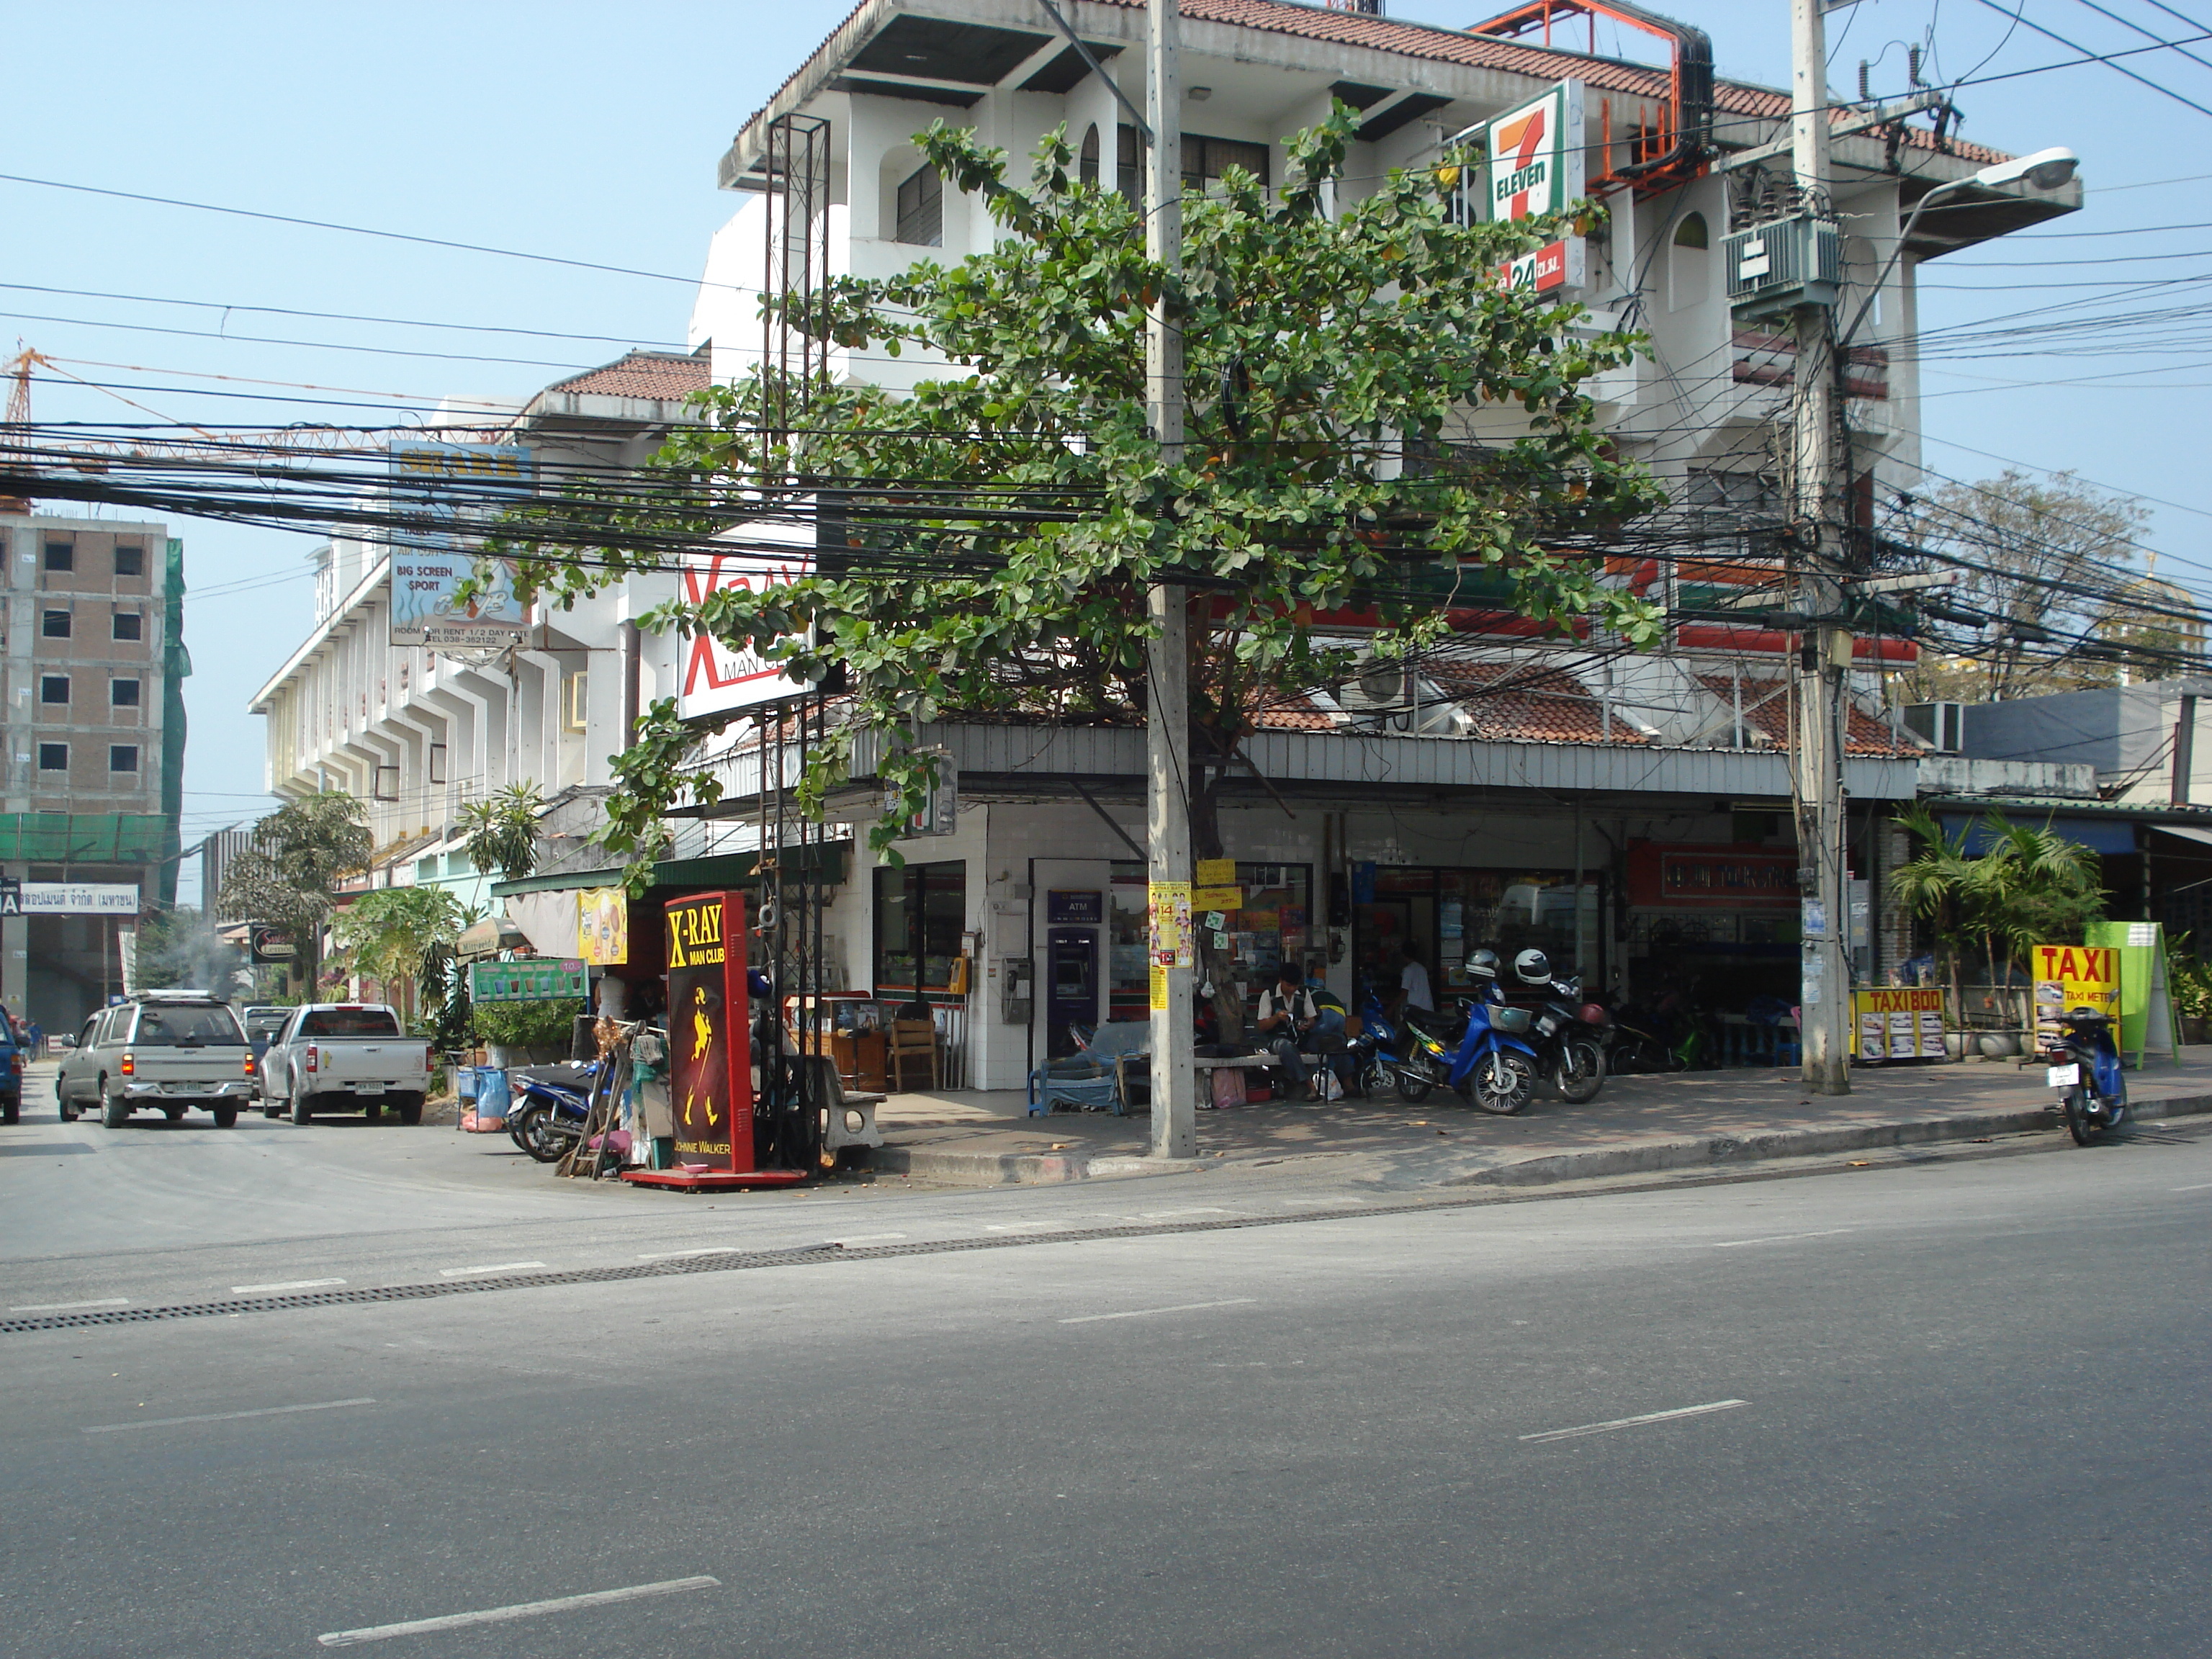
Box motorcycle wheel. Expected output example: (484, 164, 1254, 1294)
(1467, 1051, 1534, 1116)
(1393, 1056, 1437, 1104)
(2064, 1089, 2095, 1146)
(514, 1104, 575, 1164)
(1356, 1057, 1389, 1100)
(1552, 1039, 1606, 1105)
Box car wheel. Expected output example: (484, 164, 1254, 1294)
(391, 1092, 424, 1127)
(212, 1106, 238, 1129)
(101, 1080, 130, 1128)
(289, 1082, 314, 1126)
(57, 1085, 77, 1123)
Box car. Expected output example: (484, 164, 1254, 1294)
(241, 1004, 294, 1065)
(55, 992, 257, 1128)
(258, 1003, 432, 1125)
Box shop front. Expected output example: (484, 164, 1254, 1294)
(1350, 863, 1601, 1009)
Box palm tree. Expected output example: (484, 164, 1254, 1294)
(217, 791, 373, 997)
(1890, 804, 1978, 1029)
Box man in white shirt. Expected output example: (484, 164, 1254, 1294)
(1390, 943, 1434, 1022)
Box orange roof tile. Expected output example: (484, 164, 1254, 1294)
(542, 351, 710, 404)
(1429, 660, 1652, 745)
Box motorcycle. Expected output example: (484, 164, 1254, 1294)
(1359, 994, 1463, 1104)
(2046, 1007, 2126, 1146)
(507, 1062, 594, 1164)
(1442, 993, 1542, 1115)
(1519, 977, 1611, 1104)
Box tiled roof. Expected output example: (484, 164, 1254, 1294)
(747, 0, 2005, 166)
(1696, 673, 1920, 756)
(1427, 660, 1652, 745)
(1254, 693, 1339, 732)
(542, 351, 710, 404)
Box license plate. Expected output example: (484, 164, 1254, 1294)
(2047, 1063, 2080, 1087)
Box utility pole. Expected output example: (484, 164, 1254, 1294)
(1789, 0, 1852, 1094)
(1144, 0, 1197, 1159)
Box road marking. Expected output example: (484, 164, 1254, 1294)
(9, 1296, 127, 1313)
(1124, 1208, 1231, 1220)
(1711, 1228, 1855, 1249)
(984, 1221, 1061, 1233)
(636, 1247, 739, 1262)
(1521, 1399, 1749, 1444)
(1283, 1196, 1367, 1206)
(230, 1277, 346, 1295)
(315, 1575, 719, 1647)
(829, 1232, 908, 1244)
(439, 1261, 548, 1277)
(2172, 1181, 2212, 1192)
(84, 1397, 375, 1435)
(1059, 1298, 1257, 1325)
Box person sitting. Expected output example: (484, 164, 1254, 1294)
(1255, 963, 1333, 1102)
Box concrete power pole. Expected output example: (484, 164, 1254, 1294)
(1144, 0, 1197, 1159)
(1789, 0, 1852, 1094)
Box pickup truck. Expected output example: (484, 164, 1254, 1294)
(258, 1003, 433, 1125)
(55, 992, 257, 1128)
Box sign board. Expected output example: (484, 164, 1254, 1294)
(2085, 920, 2181, 1067)
(2032, 944, 2119, 1050)
(0, 878, 17, 917)
(1149, 881, 1193, 971)
(22, 883, 138, 914)
(387, 442, 535, 647)
(884, 751, 958, 837)
(1494, 237, 1586, 296)
(1047, 890, 1103, 925)
(1852, 987, 1947, 1062)
(577, 888, 629, 967)
(1625, 843, 1799, 909)
(663, 891, 754, 1172)
(469, 957, 588, 1004)
(249, 924, 296, 965)
(1482, 81, 1585, 222)
(675, 520, 816, 719)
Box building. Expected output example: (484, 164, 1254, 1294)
(0, 511, 186, 1030)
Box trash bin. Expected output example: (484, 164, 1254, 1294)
(455, 1066, 480, 1102)
(472, 1068, 511, 1130)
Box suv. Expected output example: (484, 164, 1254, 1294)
(56, 992, 256, 1128)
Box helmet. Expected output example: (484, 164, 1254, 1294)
(1466, 948, 1501, 982)
(1514, 948, 1552, 986)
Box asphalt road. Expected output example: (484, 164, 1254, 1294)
(0, 1070, 2206, 1657)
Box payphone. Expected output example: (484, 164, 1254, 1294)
(999, 956, 1033, 1025)
(1046, 927, 1097, 1058)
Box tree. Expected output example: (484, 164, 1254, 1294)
(133, 907, 244, 995)
(333, 885, 464, 1017)
(1892, 470, 2158, 703)
(457, 783, 546, 884)
(216, 792, 372, 997)
(510, 109, 1664, 1035)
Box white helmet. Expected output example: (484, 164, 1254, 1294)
(1514, 948, 1552, 987)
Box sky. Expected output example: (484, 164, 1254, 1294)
(3, 1, 2206, 904)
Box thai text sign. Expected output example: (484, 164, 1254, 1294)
(1625, 842, 1799, 909)
(1851, 986, 1946, 1062)
(469, 957, 587, 1004)
(2033, 944, 2119, 1046)
(1483, 81, 1584, 221)
(1495, 238, 1585, 295)
(22, 883, 139, 914)
(664, 891, 753, 1172)
(387, 442, 534, 647)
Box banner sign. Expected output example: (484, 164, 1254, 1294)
(577, 888, 629, 966)
(249, 924, 296, 964)
(1149, 881, 1193, 970)
(387, 442, 536, 648)
(0, 878, 17, 917)
(469, 957, 588, 1004)
(1496, 237, 1586, 296)
(22, 883, 139, 914)
(1851, 986, 1946, 1062)
(1625, 843, 1799, 909)
(675, 521, 816, 720)
(1047, 891, 1103, 925)
(2032, 944, 2119, 1048)
(664, 891, 753, 1172)
(1482, 81, 1585, 222)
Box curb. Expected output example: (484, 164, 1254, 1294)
(867, 1089, 2212, 1189)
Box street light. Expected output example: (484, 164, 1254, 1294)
(1839, 145, 2079, 346)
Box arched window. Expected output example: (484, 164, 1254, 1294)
(1079, 123, 1100, 187)
(1668, 211, 1710, 311)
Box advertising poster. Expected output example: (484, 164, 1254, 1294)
(387, 442, 535, 647)
(665, 891, 752, 1172)
(1851, 987, 1946, 1061)
(2032, 944, 2119, 1049)
(675, 528, 817, 719)
(1148, 881, 1193, 970)
(577, 887, 629, 967)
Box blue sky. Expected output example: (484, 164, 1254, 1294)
(3, 1, 2204, 900)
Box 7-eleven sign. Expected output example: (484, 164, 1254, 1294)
(1483, 81, 1584, 222)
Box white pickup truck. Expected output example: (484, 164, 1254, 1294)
(258, 1003, 433, 1125)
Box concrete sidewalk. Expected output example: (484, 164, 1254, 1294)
(862, 1051, 2212, 1188)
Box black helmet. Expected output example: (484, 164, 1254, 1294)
(1514, 948, 1552, 986)
(1467, 948, 1501, 981)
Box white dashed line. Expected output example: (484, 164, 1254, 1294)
(316, 1575, 719, 1647)
(1520, 1399, 1749, 1444)
(636, 1247, 739, 1262)
(85, 1397, 375, 1434)
(230, 1277, 346, 1295)
(827, 1233, 908, 1244)
(2172, 1181, 2212, 1192)
(438, 1262, 548, 1278)
(9, 1297, 127, 1313)
(1059, 1298, 1257, 1325)
(1711, 1228, 1855, 1249)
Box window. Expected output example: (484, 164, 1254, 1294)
(428, 742, 448, 785)
(114, 544, 144, 577)
(42, 541, 73, 572)
(1110, 860, 1313, 1022)
(110, 678, 141, 708)
(109, 745, 138, 773)
(112, 613, 142, 642)
(1079, 123, 1101, 188)
(128, 1004, 245, 1046)
(894, 162, 943, 246)
(37, 743, 66, 771)
(873, 859, 966, 992)
(1118, 125, 1271, 201)
(39, 675, 68, 705)
(1668, 212, 1711, 312)
(299, 1007, 402, 1038)
(40, 611, 70, 639)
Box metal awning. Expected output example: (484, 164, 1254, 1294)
(2149, 824, 2212, 851)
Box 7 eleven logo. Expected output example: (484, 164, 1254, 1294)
(1491, 104, 1551, 220)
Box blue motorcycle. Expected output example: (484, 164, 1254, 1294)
(507, 1062, 593, 1164)
(2046, 1007, 2127, 1146)
(1373, 992, 1537, 1114)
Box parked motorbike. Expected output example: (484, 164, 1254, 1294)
(507, 1062, 593, 1164)
(1359, 994, 1465, 1104)
(1506, 950, 1609, 1103)
(2046, 1007, 2126, 1146)
(1442, 994, 1541, 1114)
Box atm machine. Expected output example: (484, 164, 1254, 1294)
(1046, 927, 1097, 1058)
